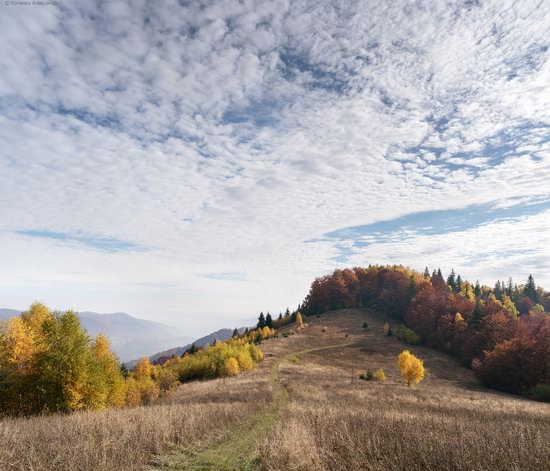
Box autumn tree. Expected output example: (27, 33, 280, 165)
(397, 350, 425, 387)
(225, 357, 240, 376)
(501, 294, 519, 317)
(134, 357, 153, 378)
(295, 312, 304, 328)
(90, 333, 126, 408)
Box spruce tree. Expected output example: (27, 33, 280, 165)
(265, 313, 273, 328)
(257, 312, 266, 329)
(494, 280, 503, 300)
(423, 266, 430, 278)
(447, 269, 457, 291)
(473, 300, 482, 321)
(456, 274, 462, 291)
(278, 312, 282, 321)
(524, 274, 538, 302)
(507, 277, 513, 296)
(232, 328, 239, 338)
(474, 280, 481, 297)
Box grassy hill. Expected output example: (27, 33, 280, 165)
(1, 308, 549, 470)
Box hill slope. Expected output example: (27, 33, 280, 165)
(1, 308, 549, 471)
(144, 327, 245, 366)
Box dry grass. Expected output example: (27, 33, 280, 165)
(0, 372, 271, 471)
(259, 309, 550, 471)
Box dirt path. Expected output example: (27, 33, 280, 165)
(152, 341, 354, 471)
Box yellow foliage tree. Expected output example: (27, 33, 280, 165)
(460, 283, 475, 302)
(225, 357, 240, 376)
(454, 312, 465, 323)
(90, 334, 126, 408)
(295, 312, 303, 327)
(501, 294, 519, 317)
(124, 377, 142, 407)
(397, 350, 425, 387)
(134, 357, 153, 378)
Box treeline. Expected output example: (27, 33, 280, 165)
(0, 303, 269, 416)
(301, 266, 550, 401)
(249, 307, 302, 332)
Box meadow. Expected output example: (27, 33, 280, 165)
(1, 309, 549, 470)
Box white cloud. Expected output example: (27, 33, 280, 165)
(0, 0, 549, 335)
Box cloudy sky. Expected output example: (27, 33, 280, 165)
(0, 0, 549, 335)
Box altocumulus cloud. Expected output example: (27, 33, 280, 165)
(0, 0, 549, 330)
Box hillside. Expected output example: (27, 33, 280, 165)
(0, 308, 193, 361)
(143, 327, 241, 366)
(2, 308, 548, 470)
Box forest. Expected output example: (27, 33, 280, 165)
(301, 266, 550, 401)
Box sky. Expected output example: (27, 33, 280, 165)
(0, 0, 549, 337)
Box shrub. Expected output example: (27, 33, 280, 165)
(322, 326, 328, 332)
(235, 350, 254, 371)
(524, 384, 550, 403)
(282, 332, 289, 338)
(397, 350, 425, 387)
(225, 357, 240, 376)
(395, 325, 421, 345)
(359, 370, 373, 381)
(362, 322, 369, 329)
(359, 369, 386, 382)
(373, 369, 386, 382)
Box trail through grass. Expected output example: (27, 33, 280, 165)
(152, 341, 354, 471)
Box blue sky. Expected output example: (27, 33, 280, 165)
(0, 0, 549, 336)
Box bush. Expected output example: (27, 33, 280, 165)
(395, 325, 421, 345)
(225, 357, 240, 376)
(359, 369, 386, 382)
(373, 369, 386, 381)
(524, 384, 550, 403)
(322, 326, 328, 332)
(362, 322, 369, 329)
(359, 370, 373, 381)
(383, 322, 392, 336)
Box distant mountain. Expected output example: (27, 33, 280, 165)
(140, 327, 246, 367)
(0, 308, 21, 320)
(0, 308, 193, 362)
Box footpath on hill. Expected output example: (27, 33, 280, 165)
(152, 341, 354, 471)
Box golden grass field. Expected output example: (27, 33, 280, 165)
(2, 308, 549, 470)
